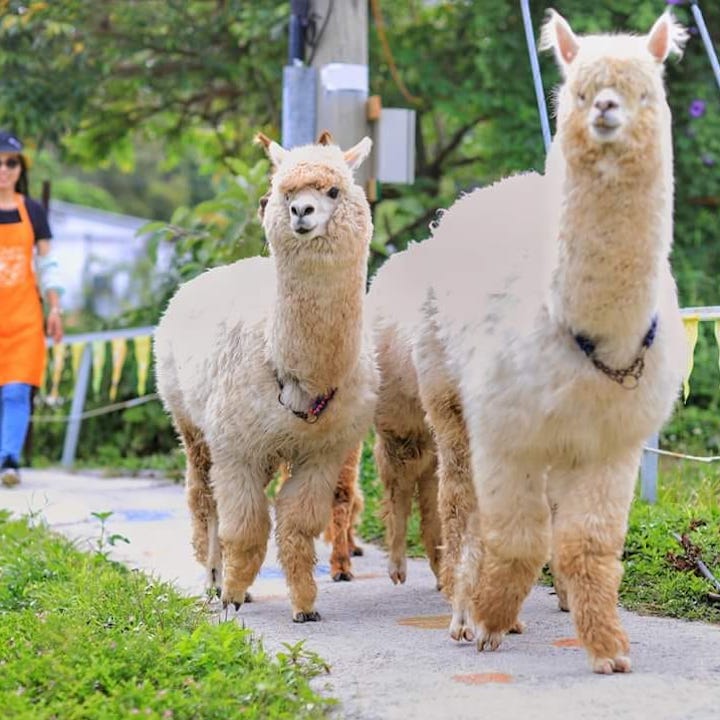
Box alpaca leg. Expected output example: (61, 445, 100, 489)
(549, 454, 639, 674)
(177, 420, 222, 595)
(375, 431, 431, 584)
(328, 444, 363, 582)
(416, 461, 442, 587)
(469, 459, 551, 652)
(347, 475, 365, 557)
(548, 501, 570, 612)
(212, 461, 271, 609)
(419, 386, 476, 600)
(275, 456, 341, 621)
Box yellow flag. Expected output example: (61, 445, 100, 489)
(49, 343, 66, 401)
(71, 342, 86, 380)
(133, 335, 152, 396)
(682, 316, 700, 401)
(92, 341, 106, 398)
(109, 337, 128, 401)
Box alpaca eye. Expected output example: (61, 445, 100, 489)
(327, 187, 339, 199)
(640, 92, 648, 103)
(577, 92, 586, 103)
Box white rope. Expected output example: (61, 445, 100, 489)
(30, 394, 159, 423)
(642, 446, 720, 463)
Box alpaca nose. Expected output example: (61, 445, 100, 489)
(290, 202, 315, 218)
(594, 98, 619, 114)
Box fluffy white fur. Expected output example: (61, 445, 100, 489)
(154, 135, 377, 622)
(369, 10, 688, 673)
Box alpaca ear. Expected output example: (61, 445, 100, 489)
(539, 9, 580, 71)
(255, 132, 287, 166)
(343, 136, 372, 171)
(647, 12, 688, 63)
(316, 130, 334, 146)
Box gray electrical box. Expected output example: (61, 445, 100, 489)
(376, 108, 415, 184)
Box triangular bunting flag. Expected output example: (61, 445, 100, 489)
(133, 335, 152, 397)
(71, 342, 86, 381)
(92, 341, 106, 398)
(682, 316, 700, 401)
(109, 337, 128, 401)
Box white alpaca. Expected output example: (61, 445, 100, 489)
(154, 133, 377, 622)
(369, 10, 688, 673)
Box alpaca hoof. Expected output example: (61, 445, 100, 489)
(222, 600, 244, 612)
(244, 591, 253, 604)
(508, 619, 526, 634)
(558, 601, 570, 613)
(592, 655, 631, 674)
(449, 610, 475, 643)
(351, 546, 364, 557)
(332, 571, 353, 582)
(293, 610, 321, 623)
(388, 559, 407, 585)
(476, 626, 505, 652)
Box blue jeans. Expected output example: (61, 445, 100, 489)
(0, 383, 32, 466)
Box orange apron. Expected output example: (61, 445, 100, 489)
(0, 194, 45, 387)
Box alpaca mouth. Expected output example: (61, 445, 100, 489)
(295, 227, 312, 235)
(591, 121, 621, 141)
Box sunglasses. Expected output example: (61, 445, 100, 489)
(0, 158, 21, 169)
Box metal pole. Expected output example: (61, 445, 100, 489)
(690, 2, 720, 94)
(61, 342, 92, 468)
(520, 0, 552, 153)
(282, 0, 316, 148)
(640, 433, 659, 504)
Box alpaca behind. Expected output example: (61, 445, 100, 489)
(370, 10, 688, 673)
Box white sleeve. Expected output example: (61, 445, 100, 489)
(36, 249, 64, 295)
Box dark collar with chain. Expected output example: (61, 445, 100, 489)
(276, 374, 337, 423)
(573, 315, 658, 390)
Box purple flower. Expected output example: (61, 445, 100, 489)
(689, 100, 706, 118)
(701, 154, 715, 167)
(665, 0, 683, 5)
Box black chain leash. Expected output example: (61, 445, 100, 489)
(574, 315, 658, 390)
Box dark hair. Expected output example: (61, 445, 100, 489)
(15, 155, 29, 196)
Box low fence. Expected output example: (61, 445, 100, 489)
(41, 306, 719, 498)
(42, 326, 156, 467)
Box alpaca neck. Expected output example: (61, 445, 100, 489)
(270, 247, 367, 396)
(551, 157, 670, 366)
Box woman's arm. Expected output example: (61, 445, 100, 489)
(36, 239, 63, 343)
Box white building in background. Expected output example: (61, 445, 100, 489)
(47, 200, 162, 318)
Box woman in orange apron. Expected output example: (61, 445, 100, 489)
(0, 131, 63, 487)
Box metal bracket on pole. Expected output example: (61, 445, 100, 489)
(520, 0, 552, 153)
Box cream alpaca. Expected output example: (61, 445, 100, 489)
(154, 134, 376, 622)
(369, 10, 688, 673)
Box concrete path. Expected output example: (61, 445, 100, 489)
(3, 469, 720, 720)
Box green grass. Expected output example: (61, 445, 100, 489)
(622, 459, 720, 622)
(358, 434, 720, 623)
(0, 511, 333, 719)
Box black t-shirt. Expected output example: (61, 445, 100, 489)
(0, 196, 52, 242)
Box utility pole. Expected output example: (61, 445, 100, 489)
(282, 1, 414, 191)
(309, 0, 370, 183)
